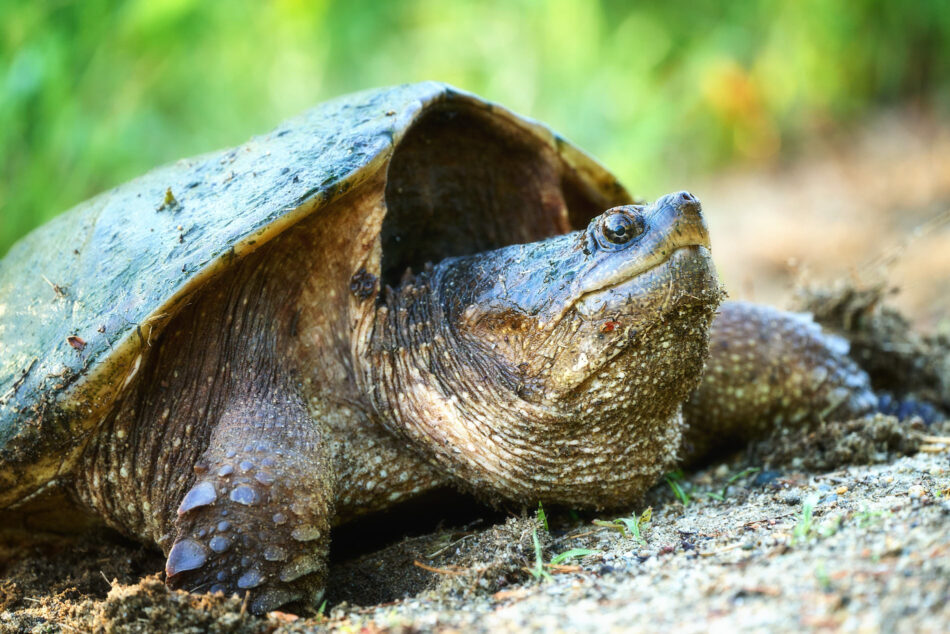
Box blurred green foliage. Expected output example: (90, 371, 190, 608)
(1, 0, 948, 255)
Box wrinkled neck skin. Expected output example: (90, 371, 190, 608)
(364, 198, 722, 509)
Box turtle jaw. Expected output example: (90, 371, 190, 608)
(573, 245, 712, 318)
(537, 240, 721, 404)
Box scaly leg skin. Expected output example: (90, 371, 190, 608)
(165, 387, 334, 614)
(682, 300, 879, 462)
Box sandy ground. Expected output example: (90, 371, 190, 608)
(317, 431, 950, 634)
(1, 110, 949, 633)
(2, 418, 948, 633)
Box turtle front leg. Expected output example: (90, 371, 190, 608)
(165, 389, 333, 614)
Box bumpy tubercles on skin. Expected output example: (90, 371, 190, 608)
(166, 393, 333, 614)
(682, 301, 879, 462)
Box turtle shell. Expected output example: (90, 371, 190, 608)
(0, 81, 630, 507)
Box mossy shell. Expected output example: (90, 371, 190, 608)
(0, 82, 629, 507)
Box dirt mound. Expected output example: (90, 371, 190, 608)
(797, 282, 950, 414)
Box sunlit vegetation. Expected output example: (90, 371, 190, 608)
(2, 0, 948, 255)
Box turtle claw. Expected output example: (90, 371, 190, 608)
(165, 538, 209, 577)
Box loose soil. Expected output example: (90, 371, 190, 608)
(2, 418, 948, 633)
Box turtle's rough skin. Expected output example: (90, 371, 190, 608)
(683, 301, 880, 461)
(0, 83, 882, 613)
(367, 192, 719, 508)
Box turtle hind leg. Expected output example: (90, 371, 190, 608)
(682, 301, 879, 463)
(166, 389, 334, 614)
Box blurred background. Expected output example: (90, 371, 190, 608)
(2, 0, 949, 328)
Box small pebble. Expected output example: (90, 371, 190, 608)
(782, 492, 801, 505)
(908, 485, 927, 499)
(753, 470, 782, 486)
(836, 485, 848, 495)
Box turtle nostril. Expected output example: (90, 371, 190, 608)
(673, 191, 701, 214)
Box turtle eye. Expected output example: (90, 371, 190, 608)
(597, 210, 643, 247)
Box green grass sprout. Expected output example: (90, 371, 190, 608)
(550, 548, 600, 566)
(593, 507, 652, 545)
(529, 529, 553, 582)
(665, 471, 690, 506)
(537, 501, 549, 531)
(792, 494, 820, 544)
(706, 467, 760, 501)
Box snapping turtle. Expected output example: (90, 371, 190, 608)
(0, 83, 880, 613)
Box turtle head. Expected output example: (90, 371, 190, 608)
(451, 191, 720, 400)
(369, 192, 723, 508)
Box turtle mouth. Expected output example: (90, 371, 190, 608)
(573, 245, 712, 319)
